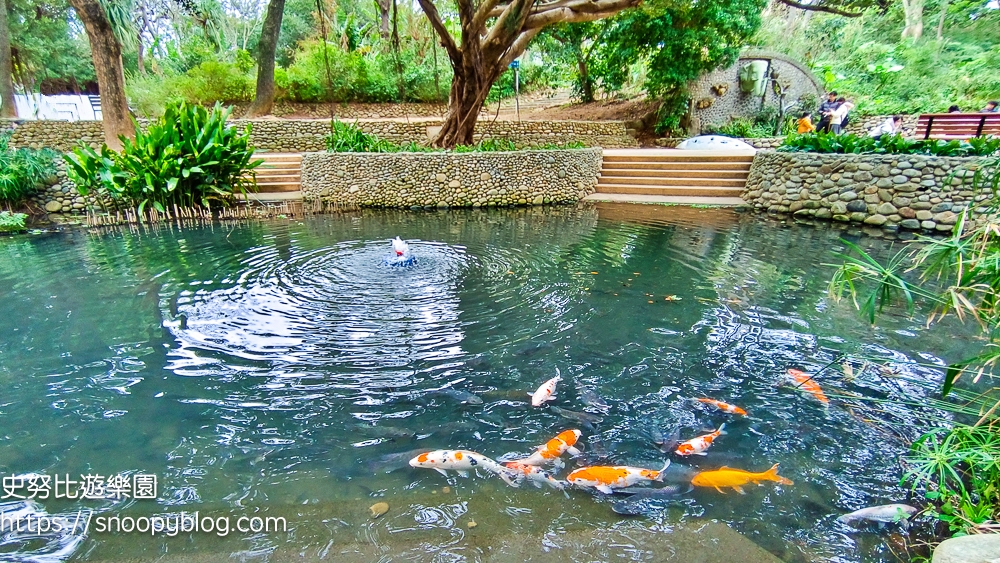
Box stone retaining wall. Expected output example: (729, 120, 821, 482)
(744, 151, 988, 231)
(4, 118, 636, 152)
(301, 148, 602, 208)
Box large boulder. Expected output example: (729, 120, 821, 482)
(932, 534, 1000, 563)
(677, 135, 756, 151)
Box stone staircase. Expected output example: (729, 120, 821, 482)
(588, 149, 755, 205)
(249, 153, 302, 201)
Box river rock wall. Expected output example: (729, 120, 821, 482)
(4, 118, 636, 152)
(744, 151, 989, 231)
(301, 148, 602, 208)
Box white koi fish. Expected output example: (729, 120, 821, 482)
(837, 504, 918, 529)
(530, 374, 561, 407)
(392, 237, 409, 256)
(408, 449, 517, 485)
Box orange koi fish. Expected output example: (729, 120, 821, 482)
(691, 463, 793, 494)
(502, 461, 564, 490)
(695, 398, 747, 416)
(518, 429, 582, 468)
(675, 424, 726, 456)
(787, 369, 830, 404)
(530, 374, 561, 407)
(566, 461, 670, 494)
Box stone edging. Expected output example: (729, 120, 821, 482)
(744, 150, 989, 231)
(301, 148, 602, 209)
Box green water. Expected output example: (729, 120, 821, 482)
(0, 204, 982, 562)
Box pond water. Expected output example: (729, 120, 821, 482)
(0, 204, 985, 563)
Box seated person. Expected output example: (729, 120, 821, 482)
(948, 105, 961, 113)
(870, 115, 903, 140)
(981, 101, 999, 113)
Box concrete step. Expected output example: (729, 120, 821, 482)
(597, 174, 747, 189)
(595, 184, 744, 197)
(603, 154, 754, 163)
(255, 182, 302, 193)
(601, 169, 749, 179)
(584, 193, 747, 206)
(253, 173, 301, 182)
(254, 152, 303, 161)
(602, 161, 752, 172)
(252, 191, 304, 202)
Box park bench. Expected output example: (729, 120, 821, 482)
(915, 113, 1000, 140)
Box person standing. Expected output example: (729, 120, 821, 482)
(816, 91, 838, 133)
(830, 97, 854, 135)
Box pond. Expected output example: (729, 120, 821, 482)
(0, 204, 983, 563)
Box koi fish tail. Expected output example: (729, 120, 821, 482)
(717, 423, 727, 435)
(496, 467, 523, 488)
(654, 459, 671, 481)
(764, 463, 794, 486)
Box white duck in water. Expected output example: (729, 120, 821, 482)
(385, 236, 415, 266)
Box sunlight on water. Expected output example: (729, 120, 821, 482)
(0, 204, 985, 562)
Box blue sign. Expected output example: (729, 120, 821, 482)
(509, 60, 520, 69)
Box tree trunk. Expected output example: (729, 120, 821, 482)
(936, 0, 949, 40)
(68, 0, 134, 149)
(375, 0, 391, 39)
(0, 0, 17, 118)
(574, 46, 593, 103)
(137, 36, 146, 75)
(245, 0, 286, 117)
(901, 0, 923, 39)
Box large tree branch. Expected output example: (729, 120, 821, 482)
(499, 28, 540, 68)
(472, 0, 505, 31)
(523, 0, 640, 29)
(776, 0, 864, 17)
(415, 0, 461, 64)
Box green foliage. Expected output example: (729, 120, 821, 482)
(754, 5, 1000, 115)
(64, 102, 260, 213)
(704, 107, 792, 138)
(324, 120, 398, 152)
(128, 57, 256, 116)
(0, 131, 58, 206)
(8, 0, 96, 92)
(486, 62, 560, 103)
(0, 211, 28, 233)
(779, 132, 1000, 157)
(904, 424, 1000, 535)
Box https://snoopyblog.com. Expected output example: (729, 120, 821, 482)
(1, 472, 286, 537)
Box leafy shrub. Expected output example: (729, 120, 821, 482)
(0, 131, 58, 206)
(127, 54, 255, 117)
(325, 120, 398, 152)
(779, 132, 1000, 156)
(0, 211, 27, 233)
(65, 102, 260, 213)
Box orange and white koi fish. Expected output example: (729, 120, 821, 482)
(503, 461, 565, 490)
(518, 429, 582, 467)
(695, 398, 747, 416)
(690, 463, 793, 494)
(530, 374, 561, 407)
(409, 450, 518, 485)
(786, 369, 830, 404)
(566, 461, 670, 494)
(675, 424, 726, 456)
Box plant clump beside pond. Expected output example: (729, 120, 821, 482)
(0, 210, 27, 233)
(0, 130, 58, 209)
(779, 132, 1000, 157)
(64, 102, 261, 216)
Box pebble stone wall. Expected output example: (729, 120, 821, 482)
(4, 118, 636, 153)
(744, 151, 989, 231)
(28, 161, 103, 214)
(301, 148, 602, 208)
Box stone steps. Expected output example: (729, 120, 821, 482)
(595, 149, 754, 202)
(250, 153, 302, 193)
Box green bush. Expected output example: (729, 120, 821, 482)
(65, 102, 261, 214)
(325, 121, 587, 153)
(778, 132, 1000, 157)
(0, 131, 58, 206)
(127, 53, 255, 117)
(0, 210, 27, 233)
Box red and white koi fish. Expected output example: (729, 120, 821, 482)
(392, 236, 409, 256)
(409, 450, 518, 485)
(518, 429, 582, 467)
(786, 369, 830, 404)
(530, 374, 561, 407)
(503, 461, 565, 490)
(566, 461, 670, 494)
(695, 398, 747, 416)
(675, 424, 726, 456)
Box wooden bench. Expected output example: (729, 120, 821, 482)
(915, 113, 1000, 140)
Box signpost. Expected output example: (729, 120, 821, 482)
(509, 60, 520, 122)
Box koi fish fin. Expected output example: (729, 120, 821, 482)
(527, 392, 534, 397)
(530, 480, 543, 489)
(717, 423, 727, 435)
(713, 486, 726, 494)
(654, 460, 671, 481)
(595, 485, 613, 495)
(434, 468, 449, 477)
(552, 458, 565, 470)
(733, 486, 746, 495)
(695, 452, 708, 456)
(566, 446, 581, 457)
(764, 463, 794, 485)
(497, 469, 522, 488)
(454, 470, 467, 478)
(549, 479, 566, 491)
